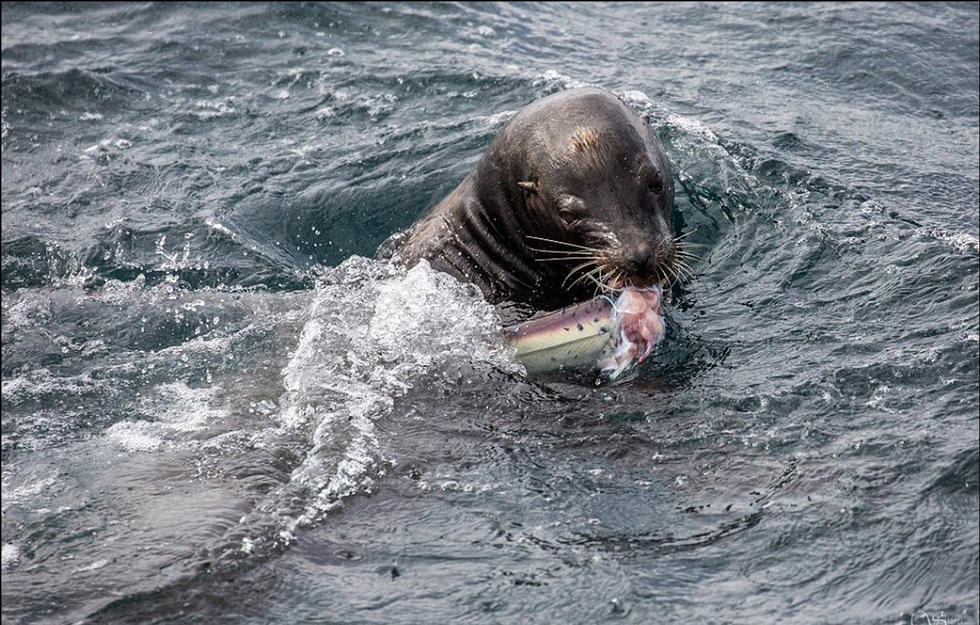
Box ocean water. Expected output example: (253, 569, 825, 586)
(2, 3, 978, 624)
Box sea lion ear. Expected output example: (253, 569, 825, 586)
(640, 113, 652, 125)
(517, 180, 538, 195)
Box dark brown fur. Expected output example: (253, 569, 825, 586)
(394, 87, 676, 311)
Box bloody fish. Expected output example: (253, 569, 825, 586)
(504, 286, 665, 380)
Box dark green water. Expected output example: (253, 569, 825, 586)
(2, 3, 978, 624)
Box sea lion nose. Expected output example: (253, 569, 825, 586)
(628, 244, 656, 275)
(625, 237, 672, 285)
(629, 250, 653, 274)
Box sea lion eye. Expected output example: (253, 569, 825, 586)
(557, 194, 587, 225)
(558, 194, 585, 215)
(648, 175, 664, 194)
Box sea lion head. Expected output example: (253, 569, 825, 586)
(487, 89, 683, 298)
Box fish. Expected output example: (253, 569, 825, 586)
(504, 286, 665, 380)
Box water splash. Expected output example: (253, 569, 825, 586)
(273, 257, 517, 533)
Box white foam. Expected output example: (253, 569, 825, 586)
(865, 385, 895, 414)
(192, 99, 236, 119)
(1, 543, 20, 570)
(2, 471, 60, 505)
(74, 558, 109, 572)
(4, 292, 53, 329)
(152, 382, 227, 431)
(926, 229, 979, 254)
(155, 234, 191, 270)
(105, 382, 227, 452)
(483, 109, 516, 128)
(273, 258, 516, 530)
(367, 262, 509, 368)
(1, 369, 110, 404)
(240, 536, 256, 554)
(106, 421, 163, 452)
(618, 90, 655, 109)
(204, 218, 238, 240)
(535, 69, 591, 90)
(666, 113, 718, 141)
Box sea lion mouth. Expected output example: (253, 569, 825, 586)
(607, 256, 678, 291)
(525, 232, 697, 296)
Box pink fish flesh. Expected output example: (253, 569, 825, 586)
(504, 286, 665, 380)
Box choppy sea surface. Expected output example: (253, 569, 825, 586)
(2, 3, 978, 624)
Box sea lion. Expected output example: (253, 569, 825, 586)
(394, 87, 685, 311)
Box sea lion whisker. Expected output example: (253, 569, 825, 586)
(594, 266, 616, 294)
(587, 272, 615, 297)
(535, 255, 600, 263)
(569, 264, 605, 291)
(679, 264, 695, 280)
(588, 269, 605, 297)
(561, 263, 591, 288)
(567, 271, 595, 291)
(664, 264, 677, 287)
(583, 264, 608, 287)
(592, 267, 621, 295)
(674, 263, 695, 282)
(535, 252, 599, 260)
(525, 235, 605, 253)
(608, 268, 625, 291)
(562, 260, 599, 289)
(673, 245, 700, 255)
(601, 266, 612, 286)
(674, 241, 705, 251)
(526, 245, 599, 257)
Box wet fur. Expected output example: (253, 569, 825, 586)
(395, 87, 680, 311)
